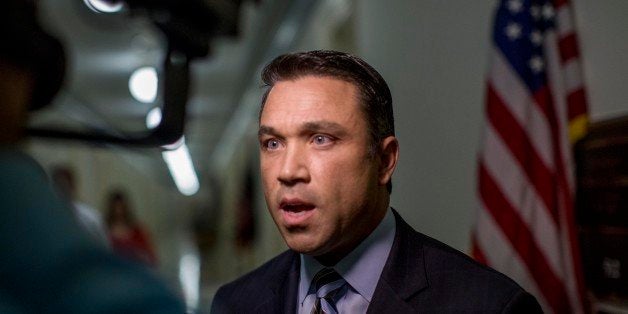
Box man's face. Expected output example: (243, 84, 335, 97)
(258, 76, 389, 263)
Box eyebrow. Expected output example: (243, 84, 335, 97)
(301, 121, 347, 135)
(258, 126, 277, 138)
(258, 121, 348, 137)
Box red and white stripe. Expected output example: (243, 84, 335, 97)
(472, 1, 587, 313)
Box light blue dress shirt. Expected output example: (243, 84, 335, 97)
(297, 208, 396, 313)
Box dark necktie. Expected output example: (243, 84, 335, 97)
(310, 268, 346, 314)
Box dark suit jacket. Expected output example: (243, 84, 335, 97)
(211, 210, 542, 313)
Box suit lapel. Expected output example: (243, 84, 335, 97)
(281, 255, 300, 314)
(367, 209, 428, 313)
(253, 250, 300, 314)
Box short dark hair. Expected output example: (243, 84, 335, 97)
(259, 50, 395, 193)
(105, 189, 137, 228)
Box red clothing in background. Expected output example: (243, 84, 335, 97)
(109, 226, 157, 267)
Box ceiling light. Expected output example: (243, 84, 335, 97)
(179, 253, 200, 311)
(146, 107, 162, 129)
(83, 0, 124, 13)
(162, 138, 200, 196)
(162, 136, 185, 150)
(129, 67, 158, 103)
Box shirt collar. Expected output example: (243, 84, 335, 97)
(298, 208, 396, 304)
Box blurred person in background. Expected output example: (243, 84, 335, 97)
(51, 165, 109, 247)
(0, 0, 184, 312)
(105, 189, 158, 267)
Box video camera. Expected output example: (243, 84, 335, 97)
(23, 0, 240, 146)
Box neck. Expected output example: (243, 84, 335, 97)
(314, 202, 389, 266)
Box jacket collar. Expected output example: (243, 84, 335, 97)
(367, 209, 428, 313)
(253, 250, 301, 314)
(252, 209, 428, 313)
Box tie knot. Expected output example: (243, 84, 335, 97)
(310, 268, 346, 314)
(312, 268, 342, 291)
(311, 268, 345, 299)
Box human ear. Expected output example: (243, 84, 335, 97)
(378, 136, 399, 186)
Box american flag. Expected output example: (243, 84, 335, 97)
(472, 0, 588, 313)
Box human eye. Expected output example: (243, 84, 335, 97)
(311, 134, 335, 147)
(261, 138, 282, 151)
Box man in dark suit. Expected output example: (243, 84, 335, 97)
(211, 50, 542, 313)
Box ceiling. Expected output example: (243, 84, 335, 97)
(30, 0, 322, 195)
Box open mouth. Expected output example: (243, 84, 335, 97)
(279, 199, 316, 224)
(281, 203, 315, 213)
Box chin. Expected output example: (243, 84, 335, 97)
(283, 235, 321, 255)
(285, 240, 315, 254)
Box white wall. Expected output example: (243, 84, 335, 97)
(355, 0, 628, 252)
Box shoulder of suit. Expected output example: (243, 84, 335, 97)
(404, 224, 529, 298)
(391, 219, 540, 310)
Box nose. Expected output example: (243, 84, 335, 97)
(277, 143, 309, 186)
